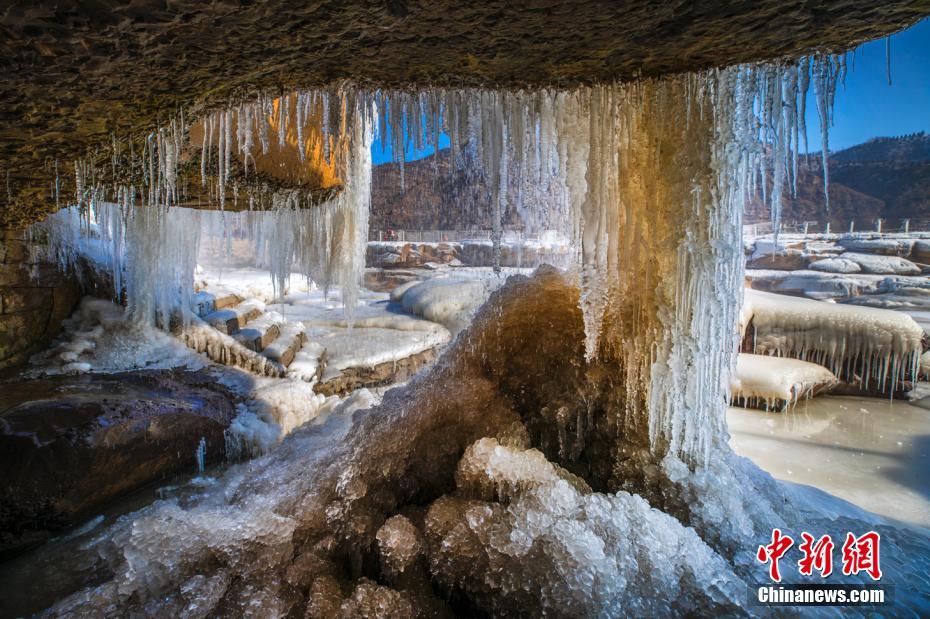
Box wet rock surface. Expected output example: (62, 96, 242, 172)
(0, 369, 237, 557)
(2, 1, 929, 227)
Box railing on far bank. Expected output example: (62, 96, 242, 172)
(744, 218, 930, 238)
(370, 228, 547, 243)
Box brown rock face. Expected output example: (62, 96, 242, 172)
(0, 370, 237, 557)
(2, 1, 929, 227)
(0, 229, 82, 369)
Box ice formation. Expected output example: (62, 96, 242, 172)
(742, 288, 924, 391)
(808, 257, 862, 273)
(36, 91, 375, 327)
(33, 268, 930, 617)
(730, 352, 837, 410)
(426, 438, 746, 616)
(393, 277, 503, 335)
(839, 251, 922, 275)
(26, 48, 930, 616)
(28, 297, 206, 375)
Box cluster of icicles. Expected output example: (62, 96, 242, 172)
(40, 54, 860, 464)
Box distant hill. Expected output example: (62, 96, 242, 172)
(372, 133, 930, 230)
(370, 148, 494, 230)
(370, 147, 562, 231)
(831, 132, 930, 165)
(746, 132, 930, 227)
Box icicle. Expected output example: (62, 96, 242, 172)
(885, 37, 893, 86)
(217, 111, 226, 210)
(224, 109, 233, 184)
(275, 94, 287, 152)
(200, 116, 209, 187)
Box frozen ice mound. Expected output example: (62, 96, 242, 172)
(839, 252, 921, 275)
(455, 437, 591, 503)
(338, 579, 416, 617)
(426, 438, 745, 617)
(376, 515, 424, 578)
(28, 297, 206, 375)
(396, 277, 502, 335)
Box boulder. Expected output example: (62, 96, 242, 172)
(746, 248, 810, 270)
(837, 236, 915, 256)
(912, 240, 930, 263)
(839, 252, 922, 275)
(808, 257, 862, 274)
(0, 370, 237, 557)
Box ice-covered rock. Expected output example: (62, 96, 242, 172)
(913, 239, 930, 263)
(745, 268, 881, 298)
(840, 251, 922, 275)
(425, 439, 745, 617)
(395, 277, 502, 335)
(837, 236, 916, 256)
(742, 289, 924, 391)
(0, 370, 236, 555)
(730, 352, 837, 410)
(746, 247, 810, 271)
(807, 257, 862, 273)
(375, 515, 424, 578)
(338, 580, 415, 618)
(28, 297, 206, 376)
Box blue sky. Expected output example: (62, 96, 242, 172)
(804, 17, 930, 152)
(371, 18, 929, 163)
(371, 114, 450, 165)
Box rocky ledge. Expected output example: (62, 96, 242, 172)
(0, 369, 237, 558)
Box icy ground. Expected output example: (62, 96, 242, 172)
(729, 391, 930, 528)
(28, 297, 208, 376)
(29, 263, 523, 459)
(267, 288, 449, 383)
(197, 263, 526, 377)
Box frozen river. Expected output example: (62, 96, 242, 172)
(729, 389, 930, 528)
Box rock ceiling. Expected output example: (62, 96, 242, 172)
(1, 0, 928, 227)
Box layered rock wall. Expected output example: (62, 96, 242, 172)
(0, 229, 81, 369)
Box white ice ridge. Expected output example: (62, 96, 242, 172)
(742, 288, 924, 391)
(730, 352, 837, 409)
